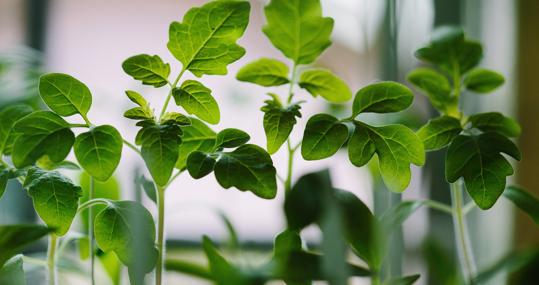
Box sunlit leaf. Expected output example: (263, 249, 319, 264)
(176, 118, 216, 170)
(301, 114, 348, 160)
(122, 54, 170, 88)
(352, 82, 413, 116)
(173, 80, 220, 124)
(236, 58, 289, 87)
(0, 104, 32, 155)
(299, 69, 352, 103)
(38, 73, 92, 117)
(262, 98, 301, 154)
(417, 116, 462, 151)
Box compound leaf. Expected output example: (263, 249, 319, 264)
(74, 125, 123, 181)
(215, 128, 250, 149)
(417, 116, 462, 151)
(38, 73, 92, 117)
(446, 133, 521, 209)
(348, 123, 425, 192)
(173, 80, 220, 125)
(262, 99, 301, 154)
(0, 104, 33, 155)
(122, 54, 170, 88)
(236, 58, 289, 87)
(214, 144, 277, 199)
(468, 112, 521, 137)
(464, 68, 504, 93)
(12, 111, 74, 168)
(94, 201, 157, 275)
(167, 1, 250, 77)
(263, 0, 333, 65)
(137, 124, 182, 186)
(352, 82, 413, 116)
(301, 114, 348, 160)
(25, 168, 82, 236)
(176, 118, 216, 170)
(299, 69, 352, 103)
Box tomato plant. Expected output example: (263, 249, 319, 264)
(1, 0, 538, 285)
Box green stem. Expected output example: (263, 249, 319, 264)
(69, 123, 90, 128)
(81, 114, 92, 127)
(89, 177, 96, 285)
(47, 234, 58, 285)
(286, 64, 298, 104)
(22, 256, 48, 267)
(77, 198, 110, 214)
(159, 68, 186, 121)
(423, 199, 453, 215)
(284, 140, 294, 192)
(451, 181, 477, 283)
(123, 139, 141, 155)
(372, 273, 382, 285)
(155, 185, 166, 285)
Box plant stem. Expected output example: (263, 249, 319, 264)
(372, 273, 382, 285)
(286, 64, 298, 104)
(450, 181, 477, 283)
(77, 198, 110, 214)
(284, 140, 295, 192)
(47, 234, 58, 285)
(155, 185, 166, 285)
(89, 177, 96, 285)
(159, 68, 186, 121)
(123, 139, 141, 155)
(69, 123, 90, 128)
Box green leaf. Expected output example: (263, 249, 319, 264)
(167, 1, 250, 77)
(464, 68, 504, 93)
(136, 175, 156, 203)
(262, 99, 301, 154)
(380, 201, 426, 234)
(161, 112, 192, 126)
(214, 144, 277, 199)
(38, 73, 92, 117)
(122, 54, 170, 87)
(348, 123, 425, 192)
(215, 128, 250, 149)
(383, 274, 421, 285)
(176, 118, 216, 170)
(406, 68, 451, 112)
(352, 82, 414, 116)
(415, 26, 483, 74)
(473, 249, 539, 284)
(202, 236, 247, 285)
(504, 186, 539, 225)
(0, 224, 51, 268)
(0, 169, 8, 200)
(94, 201, 157, 275)
(298, 69, 352, 103)
(12, 111, 75, 168)
(0, 255, 26, 285)
(0, 104, 32, 155)
(446, 133, 521, 209)
(137, 124, 182, 186)
(335, 190, 383, 270)
(124, 107, 153, 120)
(186, 151, 216, 179)
(301, 114, 348, 160)
(236, 58, 289, 87)
(468, 112, 521, 137)
(36, 157, 80, 171)
(125, 90, 148, 107)
(24, 168, 82, 235)
(173, 80, 220, 124)
(263, 0, 334, 65)
(74, 125, 123, 181)
(417, 116, 462, 151)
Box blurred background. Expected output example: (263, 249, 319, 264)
(1, 0, 538, 284)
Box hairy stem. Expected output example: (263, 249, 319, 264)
(89, 177, 96, 285)
(451, 181, 477, 283)
(159, 68, 186, 120)
(156, 185, 166, 285)
(47, 234, 58, 285)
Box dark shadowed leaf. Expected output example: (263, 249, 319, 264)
(236, 58, 289, 87)
(186, 151, 216, 179)
(446, 133, 521, 209)
(0, 224, 51, 267)
(0, 255, 25, 285)
(0, 104, 33, 155)
(504, 186, 539, 225)
(176, 118, 216, 170)
(406, 68, 451, 112)
(468, 112, 521, 137)
(215, 128, 250, 149)
(263, 0, 333, 65)
(383, 274, 421, 285)
(262, 98, 301, 154)
(301, 114, 348, 160)
(122, 54, 170, 88)
(473, 249, 539, 284)
(167, 1, 250, 76)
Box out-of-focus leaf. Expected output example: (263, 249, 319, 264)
(0, 255, 26, 285)
(0, 224, 51, 267)
(504, 186, 539, 225)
